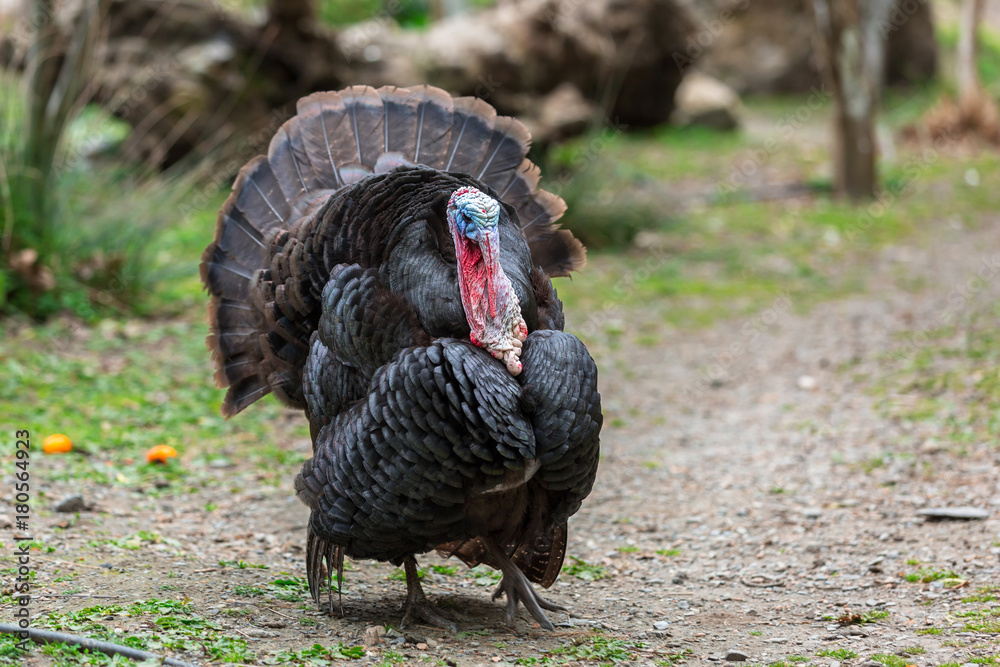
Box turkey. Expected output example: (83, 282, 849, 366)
(200, 85, 602, 631)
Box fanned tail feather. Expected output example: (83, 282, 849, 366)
(201, 84, 586, 418)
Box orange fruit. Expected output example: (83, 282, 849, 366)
(145, 444, 178, 464)
(42, 434, 72, 454)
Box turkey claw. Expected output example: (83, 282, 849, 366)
(492, 573, 566, 631)
(401, 599, 458, 633)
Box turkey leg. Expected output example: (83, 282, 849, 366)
(400, 556, 458, 633)
(483, 539, 566, 631)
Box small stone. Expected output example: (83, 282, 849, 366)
(364, 625, 386, 647)
(802, 507, 822, 519)
(672, 572, 689, 584)
(653, 621, 670, 631)
(725, 650, 749, 661)
(243, 628, 277, 638)
(0, 515, 11, 529)
(917, 507, 989, 520)
(765, 638, 788, 643)
(416, 643, 428, 650)
(860, 662, 882, 667)
(865, 599, 878, 607)
(55, 495, 87, 513)
(797, 375, 818, 390)
(385, 628, 404, 639)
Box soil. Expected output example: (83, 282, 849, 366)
(8, 217, 1000, 666)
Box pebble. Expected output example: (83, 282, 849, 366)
(653, 621, 670, 630)
(364, 625, 385, 647)
(725, 650, 749, 661)
(55, 495, 87, 513)
(765, 638, 788, 643)
(860, 662, 882, 667)
(797, 375, 817, 390)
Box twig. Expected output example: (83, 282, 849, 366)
(264, 606, 297, 621)
(35, 594, 123, 599)
(191, 568, 218, 573)
(0, 622, 202, 667)
(740, 574, 785, 588)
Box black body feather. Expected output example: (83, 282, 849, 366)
(201, 85, 600, 611)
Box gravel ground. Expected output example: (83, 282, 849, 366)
(8, 216, 1000, 666)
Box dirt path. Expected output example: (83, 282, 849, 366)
(10, 216, 1000, 666)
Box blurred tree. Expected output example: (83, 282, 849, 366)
(954, 0, 999, 140)
(811, 0, 893, 200)
(957, 0, 984, 109)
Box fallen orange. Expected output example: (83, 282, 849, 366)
(146, 444, 178, 464)
(42, 433, 72, 454)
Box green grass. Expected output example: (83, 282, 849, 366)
(871, 655, 910, 667)
(904, 568, 962, 583)
(817, 649, 857, 660)
(656, 649, 694, 666)
(515, 632, 646, 665)
(656, 548, 681, 557)
(0, 597, 364, 666)
(962, 586, 999, 604)
(562, 556, 607, 582)
(870, 301, 1000, 445)
(861, 609, 891, 624)
(234, 575, 313, 602)
(551, 116, 1000, 342)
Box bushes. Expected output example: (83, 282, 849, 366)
(0, 0, 194, 320)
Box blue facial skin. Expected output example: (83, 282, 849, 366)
(450, 191, 500, 244)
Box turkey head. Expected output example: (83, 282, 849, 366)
(447, 187, 528, 375)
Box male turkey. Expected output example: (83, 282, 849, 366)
(201, 85, 602, 631)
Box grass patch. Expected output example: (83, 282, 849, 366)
(235, 576, 312, 602)
(516, 632, 646, 664)
(656, 548, 681, 557)
(870, 302, 1000, 445)
(963, 586, 999, 604)
(263, 642, 365, 664)
(872, 655, 910, 667)
(817, 649, 857, 660)
(904, 568, 961, 583)
(656, 648, 694, 666)
(562, 556, 607, 582)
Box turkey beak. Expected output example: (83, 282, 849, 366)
(478, 228, 500, 318)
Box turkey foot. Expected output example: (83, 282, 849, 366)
(483, 539, 566, 631)
(400, 556, 458, 633)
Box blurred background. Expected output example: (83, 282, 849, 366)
(0, 0, 998, 472)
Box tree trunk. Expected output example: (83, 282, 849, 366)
(812, 0, 892, 201)
(957, 0, 983, 110)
